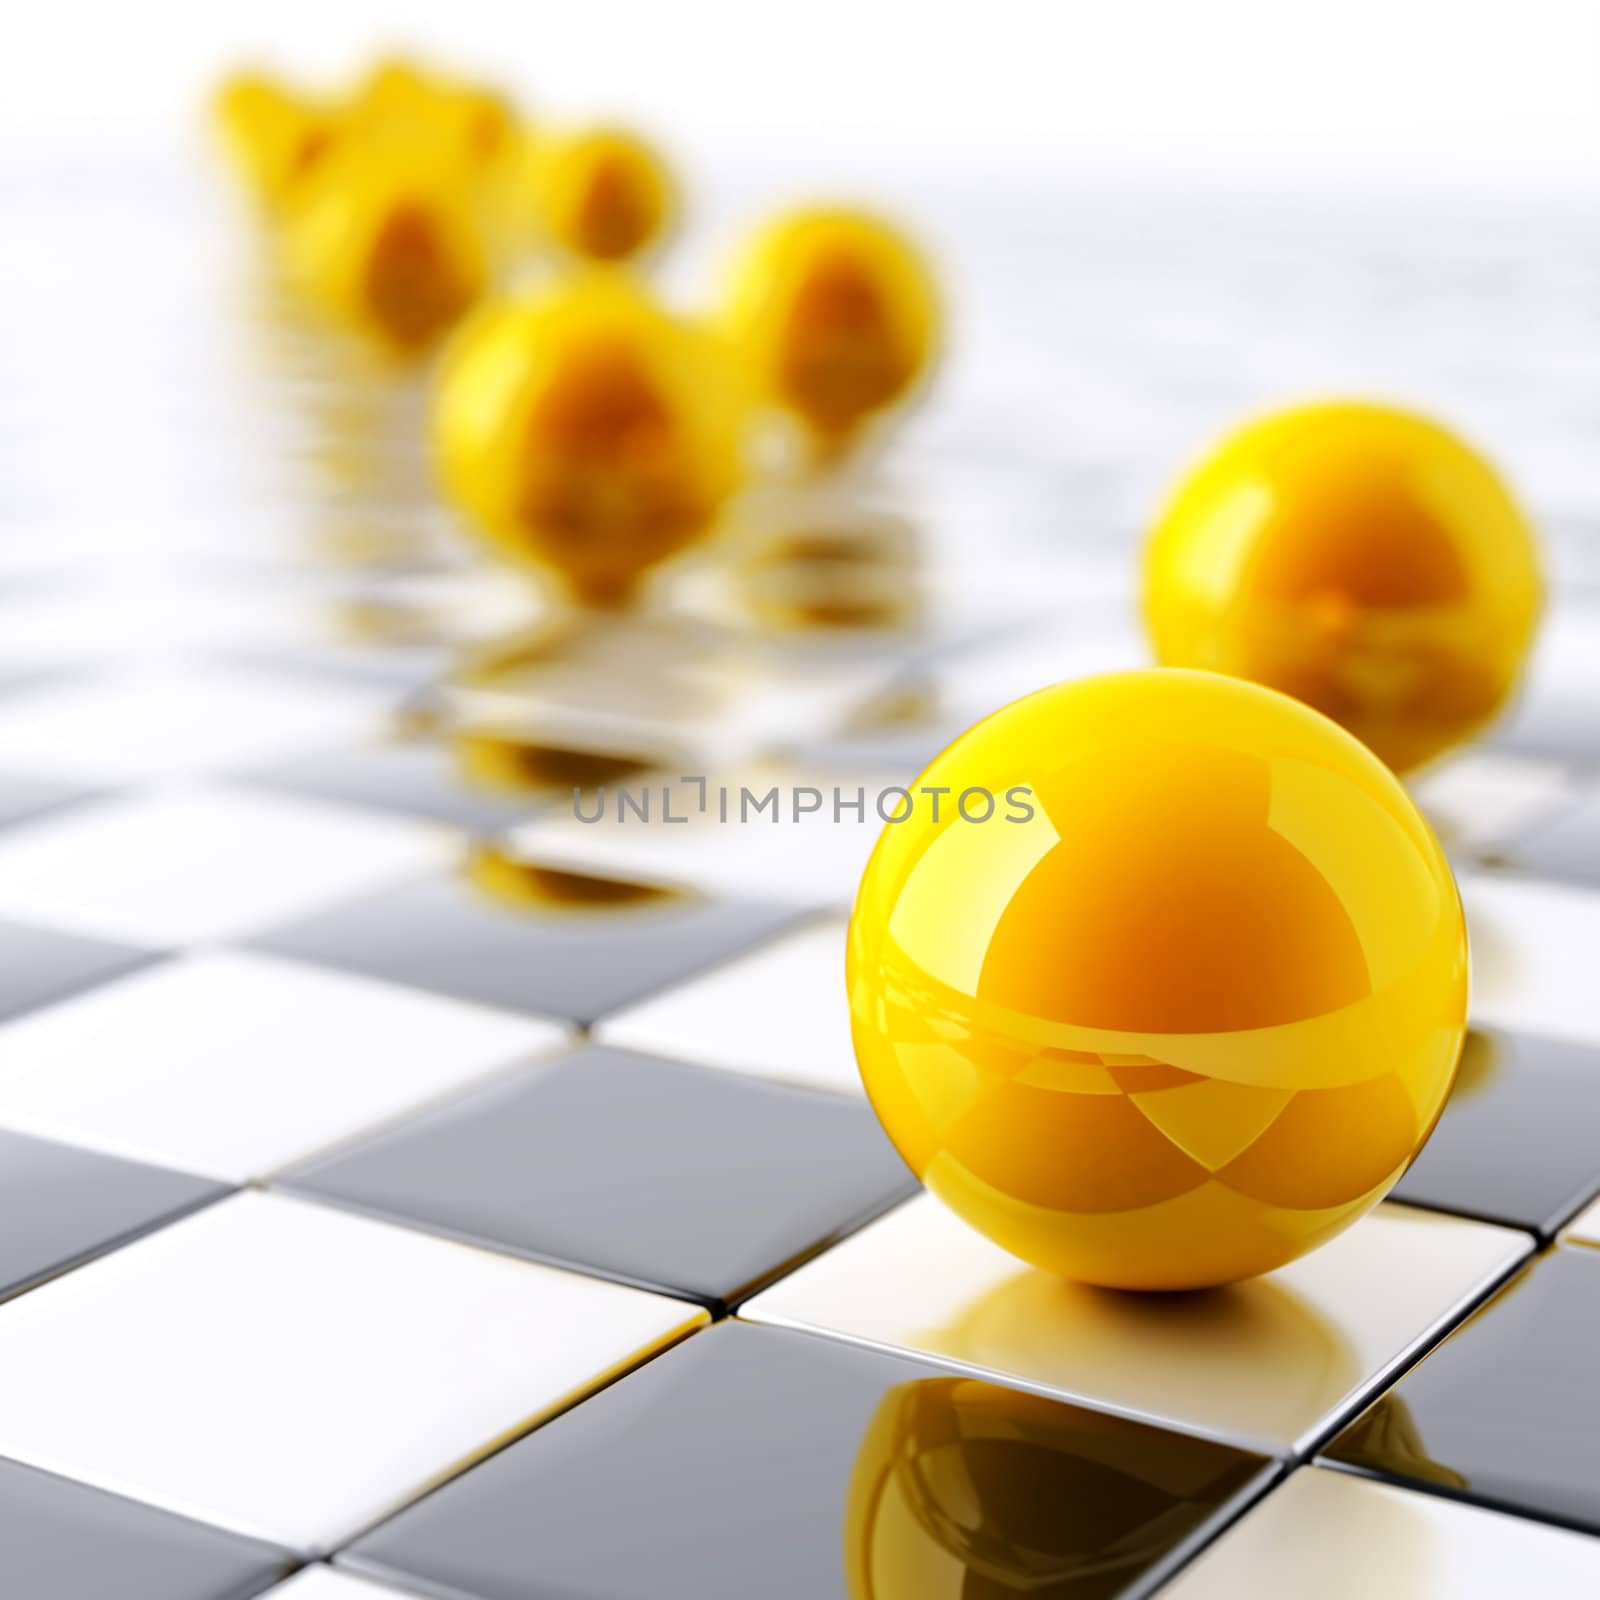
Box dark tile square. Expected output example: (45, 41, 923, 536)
(0, 1454, 291, 1600)
(1392, 1029, 1600, 1234)
(0, 916, 155, 1023)
(1505, 791, 1600, 888)
(0, 1127, 226, 1301)
(345, 1320, 1275, 1600)
(252, 858, 806, 1026)
(285, 1045, 916, 1307)
(1323, 1246, 1600, 1534)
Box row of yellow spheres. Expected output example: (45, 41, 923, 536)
(215, 59, 1544, 779)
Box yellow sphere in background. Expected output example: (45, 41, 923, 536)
(848, 668, 1467, 1291)
(213, 72, 339, 214)
(1143, 402, 1543, 772)
(432, 278, 749, 606)
(725, 207, 940, 453)
(282, 139, 491, 353)
(535, 128, 675, 264)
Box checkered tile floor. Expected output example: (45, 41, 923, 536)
(0, 152, 1598, 1596)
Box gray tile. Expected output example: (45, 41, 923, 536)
(0, 916, 155, 1022)
(1323, 1246, 1600, 1534)
(0, 1454, 292, 1600)
(252, 860, 806, 1026)
(1505, 789, 1600, 887)
(0, 1127, 226, 1300)
(0, 770, 97, 831)
(1393, 1028, 1600, 1234)
(345, 1320, 1275, 1600)
(285, 1045, 916, 1307)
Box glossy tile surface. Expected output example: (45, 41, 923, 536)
(263, 1569, 416, 1600)
(0, 1455, 292, 1600)
(1563, 1198, 1600, 1247)
(1324, 1245, 1600, 1532)
(0, 952, 563, 1182)
(1460, 871, 1600, 1048)
(347, 1319, 1275, 1600)
(0, 664, 391, 784)
(288, 1045, 914, 1306)
(1392, 1028, 1600, 1233)
(1409, 751, 1573, 857)
(598, 916, 861, 1094)
(1506, 786, 1600, 888)
(254, 861, 804, 1025)
(743, 1193, 1529, 1455)
(0, 786, 454, 946)
(0, 1127, 223, 1301)
(0, 915, 153, 1022)
(0, 1190, 705, 1553)
(0, 768, 97, 831)
(1165, 1465, 1600, 1597)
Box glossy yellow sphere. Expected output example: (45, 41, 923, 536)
(725, 208, 939, 451)
(848, 668, 1467, 1291)
(432, 278, 748, 606)
(535, 128, 675, 263)
(1143, 402, 1543, 773)
(282, 139, 491, 353)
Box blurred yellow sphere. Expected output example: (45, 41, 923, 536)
(1143, 402, 1543, 772)
(213, 72, 338, 213)
(432, 278, 748, 606)
(282, 139, 491, 352)
(848, 668, 1466, 1291)
(535, 128, 675, 263)
(725, 208, 939, 451)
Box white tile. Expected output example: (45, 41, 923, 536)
(0, 665, 393, 785)
(0, 785, 453, 946)
(0, 1190, 705, 1554)
(1410, 751, 1573, 854)
(741, 1194, 1528, 1456)
(1562, 1196, 1600, 1248)
(0, 951, 565, 1182)
(1165, 1467, 1600, 1597)
(1461, 871, 1600, 1047)
(598, 918, 860, 1095)
(261, 1568, 416, 1600)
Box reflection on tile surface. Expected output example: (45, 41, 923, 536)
(1324, 1246, 1600, 1532)
(0, 1454, 291, 1600)
(1392, 1028, 1600, 1233)
(0, 1128, 223, 1301)
(0, 769, 97, 831)
(263, 1567, 416, 1599)
(0, 916, 153, 1022)
(1409, 751, 1573, 857)
(1564, 1198, 1600, 1247)
(743, 1194, 1529, 1455)
(347, 1320, 1275, 1600)
(254, 855, 805, 1025)
(0, 786, 453, 947)
(1505, 787, 1600, 888)
(1460, 872, 1600, 1047)
(0, 1191, 705, 1553)
(1165, 1465, 1600, 1597)
(599, 917, 861, 1094)
(287, 1045, 914, 1306)
(0, 952, 563, 1182)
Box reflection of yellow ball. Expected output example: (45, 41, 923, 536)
(844, 1376, 1262, 1596)
(848, 668, 1466, 1291)
(535, 128, 675, 263)
(432, 278, 748, 606)
(725, 208, 939, 449)
(1143, 402, 1543, 773)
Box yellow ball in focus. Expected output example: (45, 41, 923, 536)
(432, 278, 748, 606)
(726, 207, 939, 452)
(848, 668, 1467, 1291)
(535, 128, 675, 264)
(1143, 402, 1543, 772)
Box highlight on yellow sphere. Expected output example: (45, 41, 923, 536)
(432, 277, 750, 607)
(847, 667, 1467, 1292)
(535, 127, 675, 264)
(213, 71, 338, 213)
(282, 138, 491, 352)
(724, 207, 940, 452)
(1143, 401, 1544, 773)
